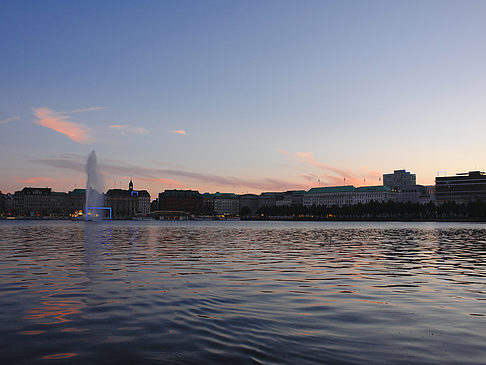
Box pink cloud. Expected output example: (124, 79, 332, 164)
(276, 147, 291, 157)
(18, 177, 53, 185)
(33, 107, 91, 143)
(170, 129, 187, 136)
(288, 151, 382, 187)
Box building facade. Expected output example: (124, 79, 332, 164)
(213, 193, 239, 215)
(158, 190, 203, 214)
(239, 194, 259, 214)
(106, 180, 151, 218)
(304, 185, 396, 207)
(383, 169, 416, 190)
(435, 171, 486, 203)
(13, 187, 53, 216)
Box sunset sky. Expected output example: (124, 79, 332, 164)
(1, 1, 486, 197)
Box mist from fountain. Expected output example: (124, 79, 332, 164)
(86, 150, 105, 220)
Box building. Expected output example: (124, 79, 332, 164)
(382, 169, 431, 203)
(239, 194, 259, 215)
(202, 193, 214, 215)
(303, 186, 356, 207)
(354, 186, 396, 204)
(259, 192, 283, 208)
(158, 189, 203, 214)
(275, 190, 305, 207)
(4, 193, 14, 214)
(304, 185, 396, 207)
(67, 189, 86, 214)
(435, 171, 486, 203)
(50, 191, 68, 216)
(150, 198, 159, 212)
(0, 192, 5, 214)
(383, 169, 416, 190)
(106, 179, 150, 218)
(394, 185, 431, 204)
(213, 192, 239, 215)
(13, 187, 52, 216)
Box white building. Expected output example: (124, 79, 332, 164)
(304, 185, 395, 207)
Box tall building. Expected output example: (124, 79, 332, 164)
(383, 169, 416, 190)
(435, 171, 486, 203)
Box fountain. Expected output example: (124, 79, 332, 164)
(85, 151, 110, 220)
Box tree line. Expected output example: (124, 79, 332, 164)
(240, 200, 486, 221)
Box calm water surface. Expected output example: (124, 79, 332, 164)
(0, 220, 485, 364)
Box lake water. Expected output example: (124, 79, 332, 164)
(0, 220, 485, 364)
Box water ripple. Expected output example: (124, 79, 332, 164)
(0, 220, 485, 364)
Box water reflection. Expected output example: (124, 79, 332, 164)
(0, 221, 485, 364)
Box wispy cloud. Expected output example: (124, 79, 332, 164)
(170, 129, 187, 136)
(0, 116, 20, 125)
(32, 154, 309, 192)
(68, 106, 107, 113)
(33, 107, 92, 143)
(278, 149, 381, 187)
(109, 124, 148, 135)
(296, 152, 353, 178)
(18, 177, 53, 185)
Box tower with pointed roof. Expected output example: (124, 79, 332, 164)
(129, 178, 133, 192)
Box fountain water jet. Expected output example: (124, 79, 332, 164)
(85, 151, 107, 220)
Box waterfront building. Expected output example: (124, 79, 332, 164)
(259, 192, 283, 208)
(13, 187, 52, 216)
(105, 189, 138, 218)
(50, 191, 68, 216)
(3, 193, 14, 214)
(67, 189, 86, 214)
(304, 185, 396, 207)
(383, 169, 431, 203)
(276, 190, 305, 207)
(239, 194, 259, 214)
(394, 185, 431, 204)
(383, 169, 416, 190)
(136, 191, 151, 215)
(303, 186, 356, 207)
(202, 193, 214, 215)
(213, 192, 239, 215)
(0, 192, 5, 214)
(106, 180, 150, 218)
(435, 171, 486, 203)
(150, 198, 159, 212)
(354, 186, 396, 204)
(158, 189, 203, 214)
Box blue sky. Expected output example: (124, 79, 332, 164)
(1, 0, 486, 197)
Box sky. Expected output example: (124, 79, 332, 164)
(1, 0, 486, 198)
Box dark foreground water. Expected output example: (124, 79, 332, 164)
(0, 221, 485, 364)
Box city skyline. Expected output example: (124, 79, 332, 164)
(2, 1, 486, 197)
